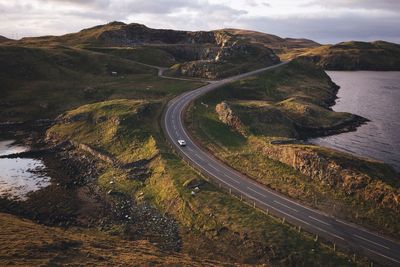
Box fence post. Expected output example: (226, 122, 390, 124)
(298, 226, 301, 233)
(229, 188, 232, 195)
(315, 234, 319, 242)
(282, 217, 285, 224)
(333, 243, 336, 252)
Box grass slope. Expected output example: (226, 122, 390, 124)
(0, 45, 203, 122)
(280, 41, 400, 70)
(187, 59, 400, 239)
(0, 212, 220, 266)
(47, 99, 360, 266)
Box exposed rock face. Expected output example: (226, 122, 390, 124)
(79, 22, 280, 79)
(254, 141, 400, 212)
(215, 101, 246, 136)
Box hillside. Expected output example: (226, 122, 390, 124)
(223, 28, 320, 51)
(187, 59, 400, 239)
(280, 41, 400, 70)
(0, 45, 203, 122)
(0, 35, 11, 43)
(0, 21, 397, 266)
(6, 22, 281, 79)
(0, 212, 221, 266)
(40, 98, 357, 266)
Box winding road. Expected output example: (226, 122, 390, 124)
(160, 63, 400, 266)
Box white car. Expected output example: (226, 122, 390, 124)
(177, 139, 186, 146)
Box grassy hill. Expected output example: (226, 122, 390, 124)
(0, 45, 203, 122)
(0, 35, 11, 43)
(187, 59, 400, 239)
(1, 21, 397, 265)
(280, 41, 400, 70)
(0, 212, 222, 266)
(43, 98, 359, 266)
(224, 29, 320, 52)
(4, 22, 281, 79)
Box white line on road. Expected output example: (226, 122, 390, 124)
(354, 234, 390, 250)
(313, 225, 345, 241)
(362, 246, 400, 264)
(273, 200, 298, 212)
(309, 216, 331, 226)
(207, 163, 222, 173)
(247, 186, 265, 197)
(222, 173, 240, 184)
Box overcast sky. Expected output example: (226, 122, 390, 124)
(0, 0, 399, 44)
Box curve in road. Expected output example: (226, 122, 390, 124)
(161, 62, 400, 266)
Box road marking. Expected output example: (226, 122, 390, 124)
(207, 163, 222, 173)
(362, 246, 400, 264)
(188, 147, 194, 152)
(273, 200, 298, 212)
(222, 173, 240, 184)
(354, 234, 390, 250)
(247, 186, 265, 197)
(313, 225, 345, 241)
(194, 153, 203, 160)
(309, 215, 331, 226)
(264, 203, 311, 226)
(335, 218, 397, 246)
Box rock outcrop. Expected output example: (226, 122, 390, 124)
(215, 101, 246, 136)
(254, 141, 400, 212)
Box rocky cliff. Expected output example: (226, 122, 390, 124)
(253, 141, 400, 212)
(215, 101, 246, 136)
(81, 22, 281, 79)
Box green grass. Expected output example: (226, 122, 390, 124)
(85, 47, 176, 67)
(192, 59, 354, 139)
(0, 45, 204, 122)
(187, 59, 400, 239)
(280, 40, 400, 70)
(46, 97, 361, 265)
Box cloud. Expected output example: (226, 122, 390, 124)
(238, 12, 400, 44)
(305, 0, 400, 11)
(0, 0, 399, 44)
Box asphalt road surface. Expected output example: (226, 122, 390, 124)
(161, 62, 400, 266)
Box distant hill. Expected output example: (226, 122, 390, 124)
(281, 41, 400, 70)
(0, 35, 11, 43)
(12, 22, 319, 50)
(3, 21, 399, 74)
(223, 28, 320, 51)
(9, 22, 282, 79)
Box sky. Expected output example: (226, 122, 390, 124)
(0, 0, 399, 44)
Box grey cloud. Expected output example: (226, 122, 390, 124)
(0, 0, 398, 44)
(305, 0, 400, 11)
(241, 12, 400, 44)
